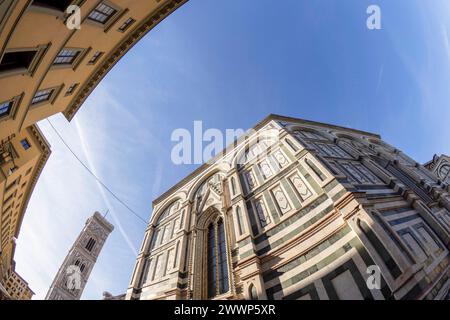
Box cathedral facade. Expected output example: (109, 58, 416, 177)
(126, 115, 450, 300)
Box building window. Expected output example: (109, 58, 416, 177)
(249, 284, 258, 300)
(118, 17, 135, 32)
(31, 0, 72, 11)
(0, 50, 37, 74)
(53, 48, 81, 65)
(31, 88, 54, 105)
(88, 51, 104, 65)
(88, 2, 117, 24)
(21, 139, 31, 150)
(207, 219, 229, 298)
(65, 83, 79, 96)
(0, 100, 13, 118)
(85, 238, 96, 252)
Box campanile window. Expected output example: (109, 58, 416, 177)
(85, 238, 96, 252)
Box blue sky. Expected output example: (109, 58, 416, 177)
(14, 0, 450, 299)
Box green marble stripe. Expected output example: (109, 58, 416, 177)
(265, 238, 357, 298)
(331, 188, 347, 202)
(238, 236, 252, 248)
(424, 256, 450, 299)
(349, 237, 393, 299)
(323, 179, 339, 192)
(239, 249, 254, 260)
(263, 225, 352, 282)
(254, 194, 329, 245)
(281, 179, 302, 210)
(282, 282, 319, 300)
(321, 259, 374, 300)
(246, 201, 259, 236)
(264, 190, 280, 223)
(266, 236, 394, 300)
(257, 204, 334, 256)
(280, 145, 297, 162)
(359, 220, 402, 279)
(252, 165, 265, 186)
(298, 165, 323, 194)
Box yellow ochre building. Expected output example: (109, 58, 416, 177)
(0, 0, 188, 298)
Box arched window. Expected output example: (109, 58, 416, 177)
(207, 219, 229, 298)
(80, 264, 85, 273)
(249, 284, 258, 300)
(85, 238, 96, 252)
(157, 200, 180, 224)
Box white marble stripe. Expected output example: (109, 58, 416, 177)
(327, 184, 345, 199)
(265, 232, 355, 289)
(262, 217, 345, 271)
(255, 197, 334, 251)
(314, 278, 329, 300)
(272, 244, 356, 299)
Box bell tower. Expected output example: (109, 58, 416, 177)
(45, 212, 114, 300)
